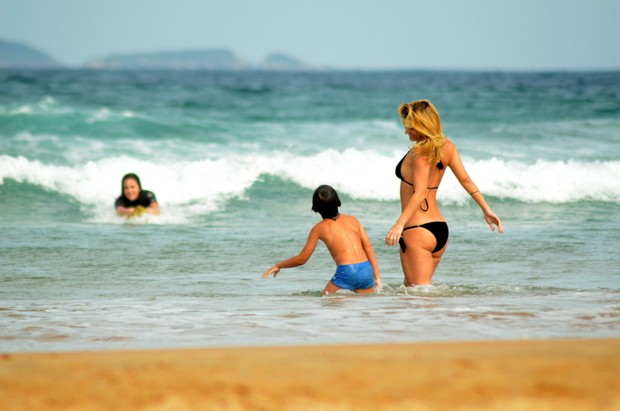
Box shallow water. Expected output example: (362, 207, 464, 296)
(1, 70, 619, 352)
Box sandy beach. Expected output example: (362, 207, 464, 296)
(2, 338, 619, 410)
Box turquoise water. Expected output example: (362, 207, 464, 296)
(1, 70, 619, 352)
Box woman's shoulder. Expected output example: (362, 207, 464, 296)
(140, 190, 157, 201)
(443, 138, 456, 155)
(442, 138, 463, 167)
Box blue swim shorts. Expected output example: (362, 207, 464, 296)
(330, 261, 375, 291)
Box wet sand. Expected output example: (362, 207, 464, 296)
(2, 339, 619, 410)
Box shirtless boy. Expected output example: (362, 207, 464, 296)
(262, 185, 381, 295)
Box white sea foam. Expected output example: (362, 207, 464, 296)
(0, 96, 65, 116)
(1, 150, 619, 223)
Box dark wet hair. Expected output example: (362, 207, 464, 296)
(120, 173, 142, 196)
(312, 185, 341, 220)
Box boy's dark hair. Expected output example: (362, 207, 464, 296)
(312, 185, 341, 220)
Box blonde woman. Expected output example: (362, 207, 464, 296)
(385, 100, 503, 285)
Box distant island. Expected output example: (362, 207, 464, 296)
(0, 39, 61, 69)
(85, 49, 317, 71)
(0, 39, 320, 71)
(84, 49, 247, 70)
(258, 53, 314, 71)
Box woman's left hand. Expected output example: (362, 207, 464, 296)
(484, 210, 504, 233)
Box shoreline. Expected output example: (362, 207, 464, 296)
(2, 338, 619, 410)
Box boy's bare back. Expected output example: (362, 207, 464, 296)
(313, 214, 373, 266)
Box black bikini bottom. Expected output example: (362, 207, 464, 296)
(399, 221, 449, 253)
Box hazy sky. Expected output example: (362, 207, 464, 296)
(1, 0, 619, 70)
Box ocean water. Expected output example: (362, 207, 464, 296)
(1, 69, 619, 353)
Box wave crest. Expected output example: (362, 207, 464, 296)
(1, 150, 618, 221)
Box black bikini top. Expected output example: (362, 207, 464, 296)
(395, 152, 444, 188)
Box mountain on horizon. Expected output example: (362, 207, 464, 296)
(259, 53, 317, 71)
(0, 39, 62, 68)
(84, 48, 249, 70)
(0, 39, 319, 71)
(85, 49, 317, 71)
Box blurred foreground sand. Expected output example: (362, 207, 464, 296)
(2, 339, 619, 410)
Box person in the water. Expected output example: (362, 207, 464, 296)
(262, 185, 381, 295)
(385, 99, 503, 286)
(114, 173, 160, 217)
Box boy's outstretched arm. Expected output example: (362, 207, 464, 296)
(262, 227, 320, 279)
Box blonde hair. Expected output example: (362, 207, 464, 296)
(398, 99, 446, 164)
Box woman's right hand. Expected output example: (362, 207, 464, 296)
(385, 223, 404, 247)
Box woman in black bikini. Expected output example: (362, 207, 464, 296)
(385, 100, 503, 286)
